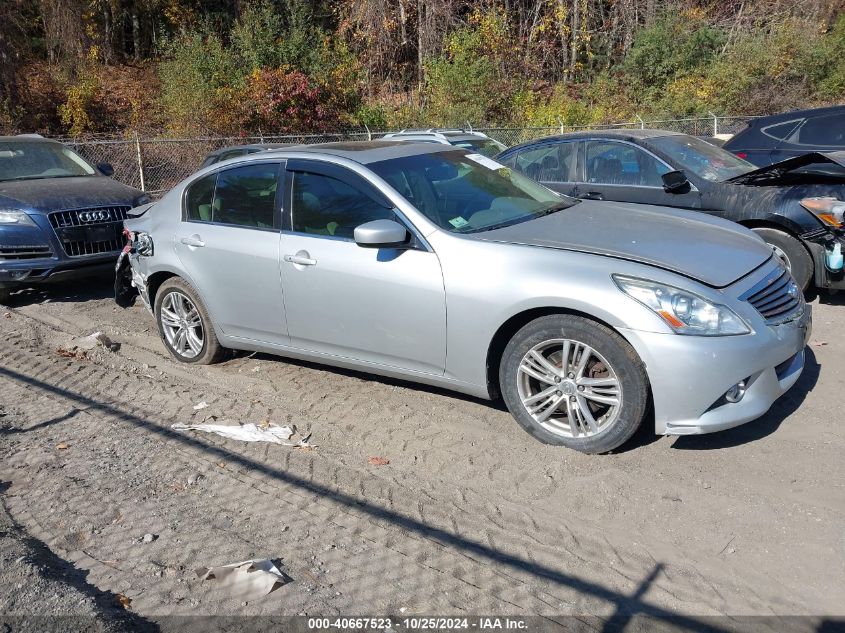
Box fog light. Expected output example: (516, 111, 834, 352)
(724, 380, 747, 403)
(0, 269, 31, 281)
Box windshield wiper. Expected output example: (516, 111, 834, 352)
(536, 200, 577, 216)
(465, 201, 576, 234)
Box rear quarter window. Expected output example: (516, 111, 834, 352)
(761, 119, 804, 143)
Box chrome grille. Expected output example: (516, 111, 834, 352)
(0, 245, 53, 260)
(48, 206, 130, 228)
(48, 206, 130, 258)
(740, 266, 802, 323)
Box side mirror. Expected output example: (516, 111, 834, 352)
(354, 219, 409, 249)
(97, 162, 114, 177)
(661, 170, 690, 193)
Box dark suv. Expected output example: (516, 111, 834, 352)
(0, 135, 148, 303)
(723, 105, 845, 167)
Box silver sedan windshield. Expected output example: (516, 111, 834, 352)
(369, 149, 577, 233)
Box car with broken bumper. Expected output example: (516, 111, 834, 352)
(119, 142, 810, 453)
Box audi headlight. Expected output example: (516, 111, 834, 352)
(0, 210, 37, 226)
(800, 197, 844, 228)
(613, 275, 750, 336)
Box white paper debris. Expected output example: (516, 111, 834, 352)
(73, 331, 120, 352)
(196, 559, 287, 599)
(193, 401, 209, 411)
(171, 422, 313, 447)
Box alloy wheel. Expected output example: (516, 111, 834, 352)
(160, 291, 204, 359)
(516, 338, 622, 438)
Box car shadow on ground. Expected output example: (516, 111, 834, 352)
(3, 275, 115, 308)
(0, 482, 158, 632)
(670, 347, 820, 451)
(236, 350, 510, 410)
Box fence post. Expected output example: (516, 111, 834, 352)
(364, 124, 372, 141)
(134, 132, 146, 192)
(708, 111, 718, 137)
(635, 114, 645, 130)
(556, 116, 565, 134)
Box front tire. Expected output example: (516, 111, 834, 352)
(499, 315, 648, 454)
(0, 287, 10, 305)
(752, 227, 813, 291)
(155, 278, 226, 364)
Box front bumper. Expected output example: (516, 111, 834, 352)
(0, 211, 124, 289)
(620, 305, 811, 435)
(0, 254, 117, 288)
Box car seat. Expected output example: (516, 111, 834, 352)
(593, 157, 624, 184)
(539, 155, 560, 180)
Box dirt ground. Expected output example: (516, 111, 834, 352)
(0, 278, 843, 629)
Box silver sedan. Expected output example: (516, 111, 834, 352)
(120, 142, 811, 453)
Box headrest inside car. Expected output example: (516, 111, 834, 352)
(426, 162, 458, 181)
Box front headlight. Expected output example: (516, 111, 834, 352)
(613, 275, 750, 336)
(0, 210, 37, 227)
(800, 197, 844, 228)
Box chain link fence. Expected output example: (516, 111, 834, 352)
(63, 115, 757, 196)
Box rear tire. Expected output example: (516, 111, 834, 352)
(752, 227, 813, 291)
(0, 287, 10, 305)
(499, 314, 649, 454)
(155, 277, 226, 365)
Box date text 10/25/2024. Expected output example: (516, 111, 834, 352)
(307, 618, 528, 630)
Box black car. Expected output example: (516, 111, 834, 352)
(0, 135, 148, 303)
(496, 129, 845, 292)
(723, 105, 845, 167)
(200, 143, 292, 169)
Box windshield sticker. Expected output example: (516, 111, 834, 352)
(449, 216, 470, 229)
(466, 153, 506, 171)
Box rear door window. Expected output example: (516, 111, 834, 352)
(513, 143, 574, 182)
(185, 172, 217, 222)
(213, 163, 280, 228)
(185, 163, 280, 228)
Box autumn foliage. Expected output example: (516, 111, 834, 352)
(1, 0, 844, 137)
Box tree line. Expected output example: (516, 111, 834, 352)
(1, 0, 843, 136)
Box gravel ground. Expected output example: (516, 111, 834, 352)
(0, 279, 843, 630)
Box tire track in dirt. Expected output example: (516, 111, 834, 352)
(0, 328, 815, 618)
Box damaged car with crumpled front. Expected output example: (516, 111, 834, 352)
(497, 131, 845, 293)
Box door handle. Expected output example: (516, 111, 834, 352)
(284, 253, 317, 266)
(180, 235, 205, 247)
(582, 191, 604, 201)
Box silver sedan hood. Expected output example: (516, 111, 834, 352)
(474, 200, 773, 288)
